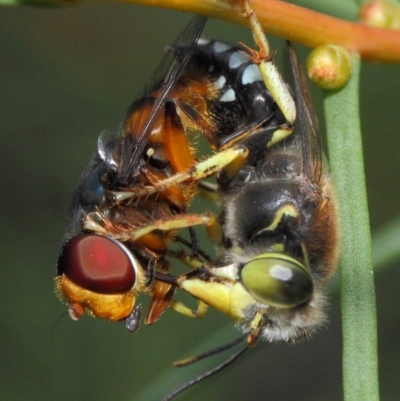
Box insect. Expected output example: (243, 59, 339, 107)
(54, 16, 217, 331)
(55, 0, 303, 331)
(150, 2, 339, 399)
(56, 0, 339, 397)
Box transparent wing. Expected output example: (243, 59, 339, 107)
(118, 15, 208, 186)
(97, 130, 120, 172)
(287, 42, 322, 185)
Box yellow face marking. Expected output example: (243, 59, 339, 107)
(271, 243, 285, 253)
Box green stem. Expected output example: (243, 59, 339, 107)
(372, 215, 400, 269)
(324, 54, 379, 401)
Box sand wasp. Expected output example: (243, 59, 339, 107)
(144, 2, 339, 399)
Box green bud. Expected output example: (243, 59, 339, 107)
(306, 45, 352, 90)
(359, 0, 400, 30)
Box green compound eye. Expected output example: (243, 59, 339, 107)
(240, 253, 313, 308)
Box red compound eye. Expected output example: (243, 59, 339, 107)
(58, 234, 136, 294)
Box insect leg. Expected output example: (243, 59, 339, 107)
(146, 280, 209, 324)
(169, 299, 209, 319)
(131, 212, 222, 324)
(246, 311, 263, 345)
(242, 0, 296, 126)
(147, 270, 210, 323)
(172, 99, 220, 149)
(127, 212, 219, 241)
(114, 145, 249, 202)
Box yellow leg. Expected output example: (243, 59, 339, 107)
(246, 311, 263, 346)
(114, 146, 248, 202)
(84, 207, 224, 251)
(169, 299, 209, 319)
(129, 212, 216, 240)
(242, 0, 296, 126)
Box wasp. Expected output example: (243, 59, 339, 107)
(147, 2, 339, 399)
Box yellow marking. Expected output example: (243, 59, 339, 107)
(267, 127, 293, 148)
(271, 243, 285, 253)
(255, 204, 298, 236)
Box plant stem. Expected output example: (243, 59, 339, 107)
(113, 0, 400, 64)
(324, 54, 379, 401)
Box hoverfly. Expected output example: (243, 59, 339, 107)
(147, 2, 339, 399)
(55, 16, 217, 331)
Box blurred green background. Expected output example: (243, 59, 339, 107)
(1, 2, 400, 401)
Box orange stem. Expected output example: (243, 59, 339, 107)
(119, 0, 400, 64)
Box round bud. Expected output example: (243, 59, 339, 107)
(58, 234, 137, 294)
(359, 0, 400, 29)
(240, 254, 313, 308)
(306, 45, 352, 90)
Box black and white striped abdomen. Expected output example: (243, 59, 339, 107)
(186, 39, 286, 139)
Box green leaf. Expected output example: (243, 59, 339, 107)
(324, 53, 380, 401)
